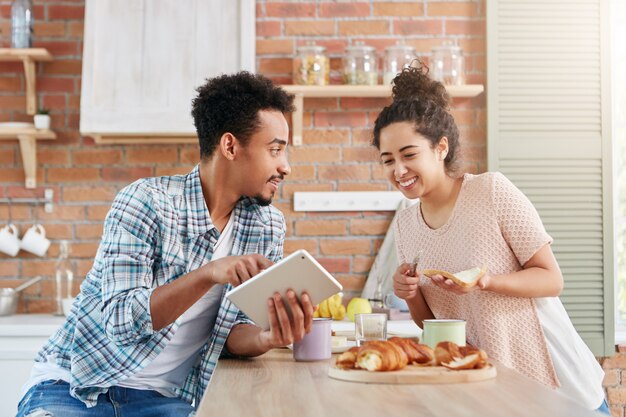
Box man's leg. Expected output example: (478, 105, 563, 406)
(112, 386, 195, 417)
(16, 380, 114, 417)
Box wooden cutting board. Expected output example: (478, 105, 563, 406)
(328, 364, 497, 384)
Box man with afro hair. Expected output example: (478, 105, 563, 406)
(17, 72, 313, 417)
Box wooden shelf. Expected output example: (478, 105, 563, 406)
(281, 84, 484, 145)
(0, 127, 56, 189)
(0, 48, 53, 115)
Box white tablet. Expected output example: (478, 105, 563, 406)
(225, 249, 342, 330)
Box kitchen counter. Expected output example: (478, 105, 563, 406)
(196, 349, 600, 417)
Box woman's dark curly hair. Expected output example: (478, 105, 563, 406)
(191, 71, 295, 159)
(372, 62, 460, 173)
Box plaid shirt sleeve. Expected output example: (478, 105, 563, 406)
(100, 183, 160, 346)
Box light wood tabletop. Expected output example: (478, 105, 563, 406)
(196, 349, 602, 417)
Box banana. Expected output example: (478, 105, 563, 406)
(318, 298, 331, 318)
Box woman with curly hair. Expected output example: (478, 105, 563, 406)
(375, 63, 607, 413)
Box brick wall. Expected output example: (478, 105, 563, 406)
(0, 0, 486, 311)
(0, 1, 622, 414)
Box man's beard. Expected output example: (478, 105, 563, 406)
(253, 193, 273, 206)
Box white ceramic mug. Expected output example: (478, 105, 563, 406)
(20, 224, 50, 257)
(422, 319, 466, 349)
(0, 224, 20, 257)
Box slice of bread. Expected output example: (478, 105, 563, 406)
(421, 266, 487, 288)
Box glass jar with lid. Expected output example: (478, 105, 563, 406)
(383, 44, 417, 85)
(293, 44, 330, 86)
(431, 41, 465, 85)
(342, 43, 378, 85)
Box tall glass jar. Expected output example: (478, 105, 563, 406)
(293, 44, 329, 86)
(342, 43, 378, 85)
(11, 0, 33, 48)
(383, 44, 417, 85)
(431, 41, 465, 85)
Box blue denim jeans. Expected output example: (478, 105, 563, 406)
(596, 399, 610, 416)
(16, 380, 195, 417)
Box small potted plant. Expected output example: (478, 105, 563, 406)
(34, 108, 50, 130)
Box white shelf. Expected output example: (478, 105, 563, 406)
(281, 84, 484, 145)
(0, 127, 56, 189)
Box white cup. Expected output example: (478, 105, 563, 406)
(20, 224, 50, 257)
(0, 224, 20, 257)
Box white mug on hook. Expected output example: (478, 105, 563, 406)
(20, 224, 50, 257)
(0, 224, 20, 257)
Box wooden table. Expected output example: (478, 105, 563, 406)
(196, 349, 601, 417)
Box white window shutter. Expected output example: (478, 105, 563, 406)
(487, 0, 614, 355)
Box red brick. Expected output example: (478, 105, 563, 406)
(155, 167, 193, 177)
(446, 20, 485, 36)
(285, 20, 335, 36)
(353, 256, 375, 273)
(38, 205, 85, 221)
(339, 20, 389, 36)
(257, 21, 281, 37)
(336, 274, 367, 291)
(350, 218, 392, 235)
(314, 111, 368, 128)
(302, 129, 349, 145)
(340, 97, 391, 110)
(266, 3, 316, 18)
(126, 147, 179, 164)
(295, 220, 347, 236)
(284, 238, 318, 256)
(258, 58, 292, 74)
(0, 76, 22, 92)
(180, 145, 200, 166)
(320, 3, 370, 18)
(257, 39, 293, 55)
(429, 2, 478, 17)
(63, 186, 117, 202)
(343, 146, 378, 163)
(102, 167, 153, 183)
(43, 60, 82, 75)
(0, 261, 19, 277)
(317, 257, 350, 273)
(73, 149, 123, 165)
(87, 205, 111, 221)
(48, 5, 85, 20)
(67, 21, 84, 37)
(288, 146, 341, 163)
(374, 2, 424, 17)
(296, 39, 348, 55)
(0, 147, 15, 164)
(47, 167, 100, 183)
(43, 224, 73, 240)
(34, 22, 66, 37)
(38, 76, 75, 93)
(286, 164, 316, 181)
(38, 148, 69, 165)
(35, 41, 81, 57)
(393, 19, 443, 36)
(75, 224, 104, 239)
(320, 239, 371, 255)
(319, 165, 370, 181)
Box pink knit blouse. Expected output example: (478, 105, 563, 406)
(394, 172, 559, 388)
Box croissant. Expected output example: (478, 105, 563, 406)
(388, 337, 435, 365)
(356, 340, 409, 371)
(434, 341, 462, 366)
(335, 346, 360, 369)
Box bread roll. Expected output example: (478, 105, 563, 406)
(434, 341, 462, 366)
(356, 341, 409, 371)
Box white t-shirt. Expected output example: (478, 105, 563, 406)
(535, 297, 606, 409)
(24, 213, 236, 398)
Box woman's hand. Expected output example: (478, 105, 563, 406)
(393, 263, 421, 300)
(427, 273, 492, 295)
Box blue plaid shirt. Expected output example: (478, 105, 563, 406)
(34, 165, 286, 407)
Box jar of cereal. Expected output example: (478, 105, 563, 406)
(342, 43, 378, 85)
(293, 44, 330, 85)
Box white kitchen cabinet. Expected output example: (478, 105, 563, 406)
(0, 315, 65, 416)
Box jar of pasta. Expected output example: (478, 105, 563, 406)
(383, 44, 417, 85)
(293, 44, 330, 85)
(342, 43, 378, 85)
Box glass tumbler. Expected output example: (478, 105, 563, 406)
(355, 313, 387, 346)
